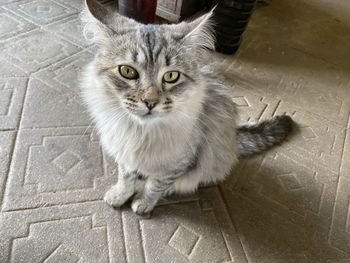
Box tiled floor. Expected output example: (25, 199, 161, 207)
(0, 0, 349, 262)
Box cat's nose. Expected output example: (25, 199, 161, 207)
(142, 86, 159, 111)
(143, 100, 157, 110)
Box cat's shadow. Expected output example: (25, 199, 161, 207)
(141, 160, 341, 261)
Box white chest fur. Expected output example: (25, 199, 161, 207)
(99, 114, 195, 176)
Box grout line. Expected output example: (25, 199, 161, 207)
(270, 100, 282, 118)
(0, 77, 30, 209)
(218, 186, 250, 263)
(121, 212, 129, 263)
(0, 131, 17, 210)
(221, 229, 234, 261)
(138, 219, 147, 263)
(2, 199, 104, 214)
(41, 243, 63, 263)
(31, 48, 89, 76)
(328, 112, 350, 245)
(257, 101, 268, 120)
(0, 128, 17, 132)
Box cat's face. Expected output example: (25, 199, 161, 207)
(95, 27, 205, 121)
(83, 0, 214, 122)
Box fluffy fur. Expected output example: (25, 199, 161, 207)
(80, 0, 293, 215)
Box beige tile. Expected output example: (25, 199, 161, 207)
(0, 202, 125, 263)
(0, 131, 15, 205)
(0, 78, 28, 130)
(122, 187, 248, 263)
(2, 127, 115, 211)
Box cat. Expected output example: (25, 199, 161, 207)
(80, 0, 293, 215)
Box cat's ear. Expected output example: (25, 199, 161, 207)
(185, 10, 215, 50)
(174, 9, 216, 52)
(80, 0, 113, 44)
(81, 0, 138, 45)
(85, 0, 109, 23)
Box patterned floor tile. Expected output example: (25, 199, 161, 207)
(0, 6, 36, 42)
(224, 152, 338, 228)
(231, 86, 280, 124)
(0, 29, 81, 73)
(58, 0, 84, 9)
(2, 127, 116, 211)
(220, 190, 349, 262)
(122, 187, 247, 263)
(0, 0, 22, 5)
(274, 101, 347, 173)
(19, 78, 89, 128)
(0, 131, 15, 206)
(220, 145, 349, 261)
(329, 175, 350, 256)
(0, 201, 125, 263)
(21, 52, 92, 128)
(0, 78, 28, 130)
(3, 0, 78, 26)
(223, 40, 350, 126)
(221, 82, 350, 262)
(43, 14, 91, 48)
(329, 122, 350, 254)
(0, 58, 27, 78)
(231, 86, 346, 173)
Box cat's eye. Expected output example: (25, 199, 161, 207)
(163, 71, 180, 84)
(119, 65, 139, 79)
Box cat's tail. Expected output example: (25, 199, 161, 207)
(237, 115, 293, 156)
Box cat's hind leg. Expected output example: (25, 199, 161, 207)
(104, 165, 138, 208)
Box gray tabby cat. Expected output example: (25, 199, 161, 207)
(81, 0, 293, 215)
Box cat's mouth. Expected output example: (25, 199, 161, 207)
(139, 109, 167, 120)
(142, 111, 153, 118)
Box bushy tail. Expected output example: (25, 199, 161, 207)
(237, 115, 293, 156)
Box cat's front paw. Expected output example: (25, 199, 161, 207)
(104, 185, 134, 208)
(131, 196, 156, 215)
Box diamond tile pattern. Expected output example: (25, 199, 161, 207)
(0, 0, 349, 262)
(0, 29, 81, 73)
(44, 14, 91, 48)
(52, 150, 81, 174)
(0, 7, 36, 41)
(3, 0, 78, 25)
(277, 173, 302, 191)
(168, 225, 200, 256)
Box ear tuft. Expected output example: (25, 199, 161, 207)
(183, 8, 216, 52)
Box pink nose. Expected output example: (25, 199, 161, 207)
(141, 86, 159, 110)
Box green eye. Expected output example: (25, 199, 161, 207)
(119, 65, 139, 79)
(163, 71, 180, 83)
